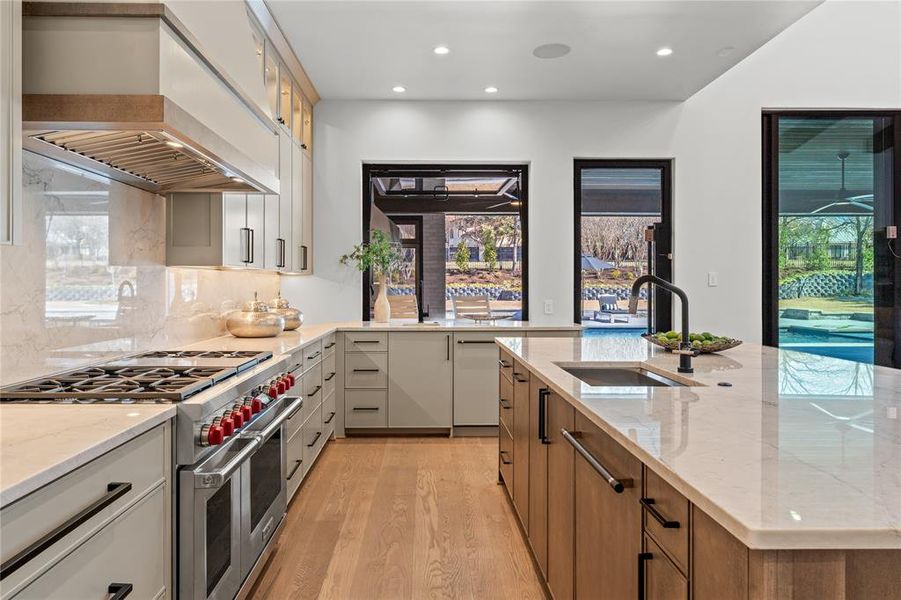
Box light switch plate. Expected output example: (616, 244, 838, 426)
(544, 299, 554, 315)
(707, 272, 719, 287)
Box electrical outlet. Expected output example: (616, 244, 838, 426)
(544, 299, 554, 315)
(707, 272, 719, 287)
(887, 225, 897, 240)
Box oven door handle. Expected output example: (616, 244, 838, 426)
(194, 439, 259, 489)
(257, 396, 304, 442)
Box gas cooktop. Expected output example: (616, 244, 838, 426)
(0, 349, 274, 404)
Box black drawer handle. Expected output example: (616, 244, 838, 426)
(324, 372, 336, 381)
(324, 342, 336, 349)
(638, 552, 653, 600)
(538, 388, 550, 444)
(497, 359, 511, 367)
(0, 482, 132, 580)
(286, 459, 303, 480)
(458, 339, 496, 344)
(352, 406, 380, 412)
(353, 340, 381, 344)
(307, 431, 322, 447)
(306, 351, 321, 360)
(513, 373, 528, 383)
(324, 411, 336, 424)
(352, 368, 380, 373)
(108, 582, 133, 600)
(499, 398, 512, 410)
(640, 498, 681, 528)
(499, 450, 512, 465)
(307, 385, 322, 397)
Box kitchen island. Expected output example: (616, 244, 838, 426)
(495, 334, 901, 599)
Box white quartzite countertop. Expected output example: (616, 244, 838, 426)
(495, 335, 901, 550)
(0, 320, 577, 506)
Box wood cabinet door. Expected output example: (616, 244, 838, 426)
(546, 392, 574, 600)
(387, 332, 453, 427)
(512, 364, 530, 529)
(527, 378, 549, 579)
(643, 535, 688, 600)
(573, 411, 643, 600)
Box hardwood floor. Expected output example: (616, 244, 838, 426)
(249, 437, 546, 600)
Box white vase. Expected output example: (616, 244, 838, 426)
(373, 273, 391, 323)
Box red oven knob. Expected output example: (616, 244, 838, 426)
(286, 373, 295, 387)
(249, 396, 263, 414)
(239, 404, 253, 421)
(267, 383, 278, 399)
(220, 416, 235, 436)
(201, 424, 224, 446)
(231, 410, 244, 428)
(277, 380, 287, 395)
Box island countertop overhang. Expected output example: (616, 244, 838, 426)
(495, 334, 901, 550)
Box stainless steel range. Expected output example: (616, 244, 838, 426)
(0, 349, 302, 600)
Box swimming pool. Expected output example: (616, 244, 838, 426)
(779, 329, 873, 363)
(583, 327, 646, 337)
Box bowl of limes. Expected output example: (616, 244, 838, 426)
(642, 330, 742, 354)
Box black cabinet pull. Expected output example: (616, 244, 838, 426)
(513, 373, 528, 383)
(324, 342, 336, 349)
(499, 450, 512, 465)
(0, 482, 132, 580)
(353, 340, 381, 344)
(306, 351, 321, 360)
(240, 227, 251, 263)
(640, 498, 680, 528)
(352, 406, 379, 412)
(499, 398, 512, 410)
(301, 245, 308, 270)
(287, 459, 303, 480)
(458, 339, 496, 344)
(353, 368, 380, 373)
(307, 431, 322, 447)
(307, 385, 322, 398)
(324, 372, 336, 381)
(108, 583, 133, 600)
(538, 388, 549, 444)
(324, 411, 336, 424)
(562, 429, 628, 493)
(249, 228, 255, 264)
(638, 552, 652, 600)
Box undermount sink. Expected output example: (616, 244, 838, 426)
(558, 366, 688, 387)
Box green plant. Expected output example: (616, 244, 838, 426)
(610, 269, 621, 280)
(454, 240, 471, 272)
(339, 229, 401, 278)
(481, 226, 498, 271)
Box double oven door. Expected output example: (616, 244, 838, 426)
(179, 396, 302, 600)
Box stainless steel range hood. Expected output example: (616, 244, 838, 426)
(23, 94, 278, 194)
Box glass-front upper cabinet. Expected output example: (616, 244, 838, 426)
(279, 67, 292, 130)
(264, 42, 279, 120)
(302, 97, 312, 151)
(291, 83, 303, 143)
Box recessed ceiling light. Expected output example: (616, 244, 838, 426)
(533, 43, 571, 59)
(484, 86, 498, 94)
(392, 85, 406, 93)
(656, 47, 673, 57)
(165, 141, 184, 149)
(433, 46, 450, 55)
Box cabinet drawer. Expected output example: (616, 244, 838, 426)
(499, 374, 514, 433)
(321, 391, 336, 433)
(285, 389, 307, 441)
(498, 348, 514, 382)
(1, 426, 167, 590)
(345, 390, 387, 428)
(344, 353, 388, 388)
(12, 483, 168, 600)
(302, 404, 324, 478)
(642, 534, 688, 600)
(286, 427, 305, 502)
(643, 467, 690, 574)
(322, 333, 337, 356)
(345, 331, 388, 352)
(322, 352, 337, 398)
(304, 362, 323, 401)
(302, 340, 323, 367)
(499, 421, 514, 498)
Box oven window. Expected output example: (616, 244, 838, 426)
(205, 483, 232, 595)
(250, 431, 282, 529)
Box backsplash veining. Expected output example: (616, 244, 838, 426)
(0, 152, 279, 385)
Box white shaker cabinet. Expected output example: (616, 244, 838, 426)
(388, 332, 453, 428)
(0, 0, 21, 245)
(290, 139, 311, 273)
(263, 129, 295, 272)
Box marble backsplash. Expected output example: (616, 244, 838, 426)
(0, 152, 280, 385)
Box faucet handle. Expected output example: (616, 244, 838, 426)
(673, 342, 700, 356)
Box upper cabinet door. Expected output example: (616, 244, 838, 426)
(278, 129, 294, 272)
(264, 42, 279, 121)
(301, 98, 313, 152)
(291, 82, 303, 143)
(263, 193, 280, 271)
(300, 151, 313, 274)
(279, 67, 292, 131)
(245, 193, 265, 269)
(223, 193, 248, 267)
(291, 140, 305, 271)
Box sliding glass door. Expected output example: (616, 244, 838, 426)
(763, 112, 900, 367)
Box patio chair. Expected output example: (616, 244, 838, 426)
(387, 294, 419, 319)
(451, 295, 492, 319)
(593, 294, 631, 324)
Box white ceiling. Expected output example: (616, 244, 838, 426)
(268, 0, 822, 101)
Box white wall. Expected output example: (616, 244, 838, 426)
(283, 0, 900, 341)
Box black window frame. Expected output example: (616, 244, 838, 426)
(573, 159, 674, 331)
